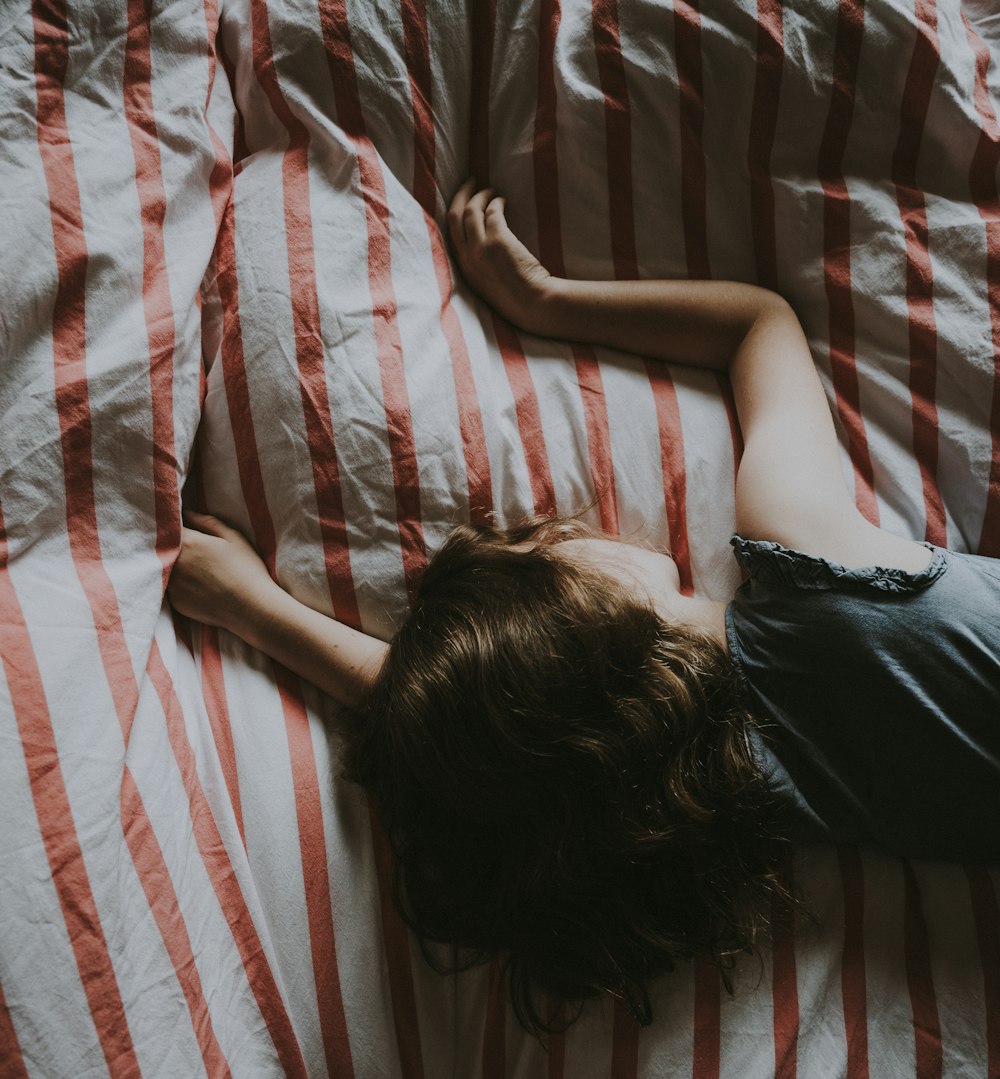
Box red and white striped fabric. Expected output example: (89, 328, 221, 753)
(2, 0, 998, 1075)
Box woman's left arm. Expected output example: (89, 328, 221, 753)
(168, 512, 387, 708)
(446, 180, 926, 567)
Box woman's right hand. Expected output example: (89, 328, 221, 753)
(168, 511, 278, 633)
(447, 179, 555, 332)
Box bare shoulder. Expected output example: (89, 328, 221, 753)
(741, 514, 935, 573)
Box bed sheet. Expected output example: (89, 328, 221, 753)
(2, 0, 999, 1076)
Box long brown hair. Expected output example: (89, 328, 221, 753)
(345, 517, 791, 1032)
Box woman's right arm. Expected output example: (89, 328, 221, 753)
(168, 513, 387, 709)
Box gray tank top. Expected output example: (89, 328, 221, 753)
(725, 536, 1000, 864)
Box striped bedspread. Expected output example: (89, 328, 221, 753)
(2, 0, 998, 1075)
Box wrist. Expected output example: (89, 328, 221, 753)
(522, 275, 568, 338)
(224, 574, 286, 644)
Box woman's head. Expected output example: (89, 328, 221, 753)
(345, 518, 789, 1031)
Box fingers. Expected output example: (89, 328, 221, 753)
(483, 195, 508, 237)
(447, 177, 477, 248)
(462, 186, 495, 249)
(447, 178, 500, 255)
(182, 509, 231, 539)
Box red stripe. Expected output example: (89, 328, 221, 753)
(901, 860, 941, 1079)
(283, 143, 364, 616)
(362, 160, 428, 599)
(188, 249, 246, 856)
(401, 0, 435, 214)
(33, 0, 140, 744)
(534, 0, 618, 531)
(748, 0, 783, 290)
(610, 1003, 639, 1079)
(493, 314, 559, 518)
(199, 626, 246, 848)
(120, 768, 231, 1077)
(245, 0, 365, 625)
(369, 808, 425, 1079)
(316, 0, 427, 600)
(692, 959, 720, 1077)
(201, 0, 235, 232)
(472, 0, 557, 519)
(771, 860, 799, 1079)
(313, 4, 432, 1062)
(0, 504, 139, 1076)
(891, 0, 946, 546)
(470, 0, 496, 181)
(534, 0, 564, 277)
(817, 0, 879, 525)
(837, 848, 869, 1079)
(646, 364, 693, 593)
(573, 349, 619, 531)
(592, 0, 693, 583)
(189, 203, 246, 855)
(273, 666, 354, 1076)
(215, 201, 279, 571)
(961, 11, 1000, 557)
(965, 866, 1000, 1075)
(401, 0, 494, 523)
(592, 0, 638, 279)
(674, 0, 710, 279)
(123, 0, 181, 587)
(147, 643, 308, 1077)
(217, 26, 250, 166)
(482, 958, 507, 1078)
(0, 976, 28, 1079)
(433, 233, 495, 523)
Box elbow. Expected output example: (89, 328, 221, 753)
(746, 290, 799, 338)
(752, 287, 794, 322)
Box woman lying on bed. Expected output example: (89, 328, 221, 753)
(169, 180, 1000, 1030)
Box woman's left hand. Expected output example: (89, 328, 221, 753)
(168, 511, 278, 632)
(447, 178, 554, 331)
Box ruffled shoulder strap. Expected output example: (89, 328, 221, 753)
(730, 535, 950, 593)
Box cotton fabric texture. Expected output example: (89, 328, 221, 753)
(5, 0, 1000, 1071)
(728, 536, 1000, 863)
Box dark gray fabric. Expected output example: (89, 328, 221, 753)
(725, 536, 1000, 864)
